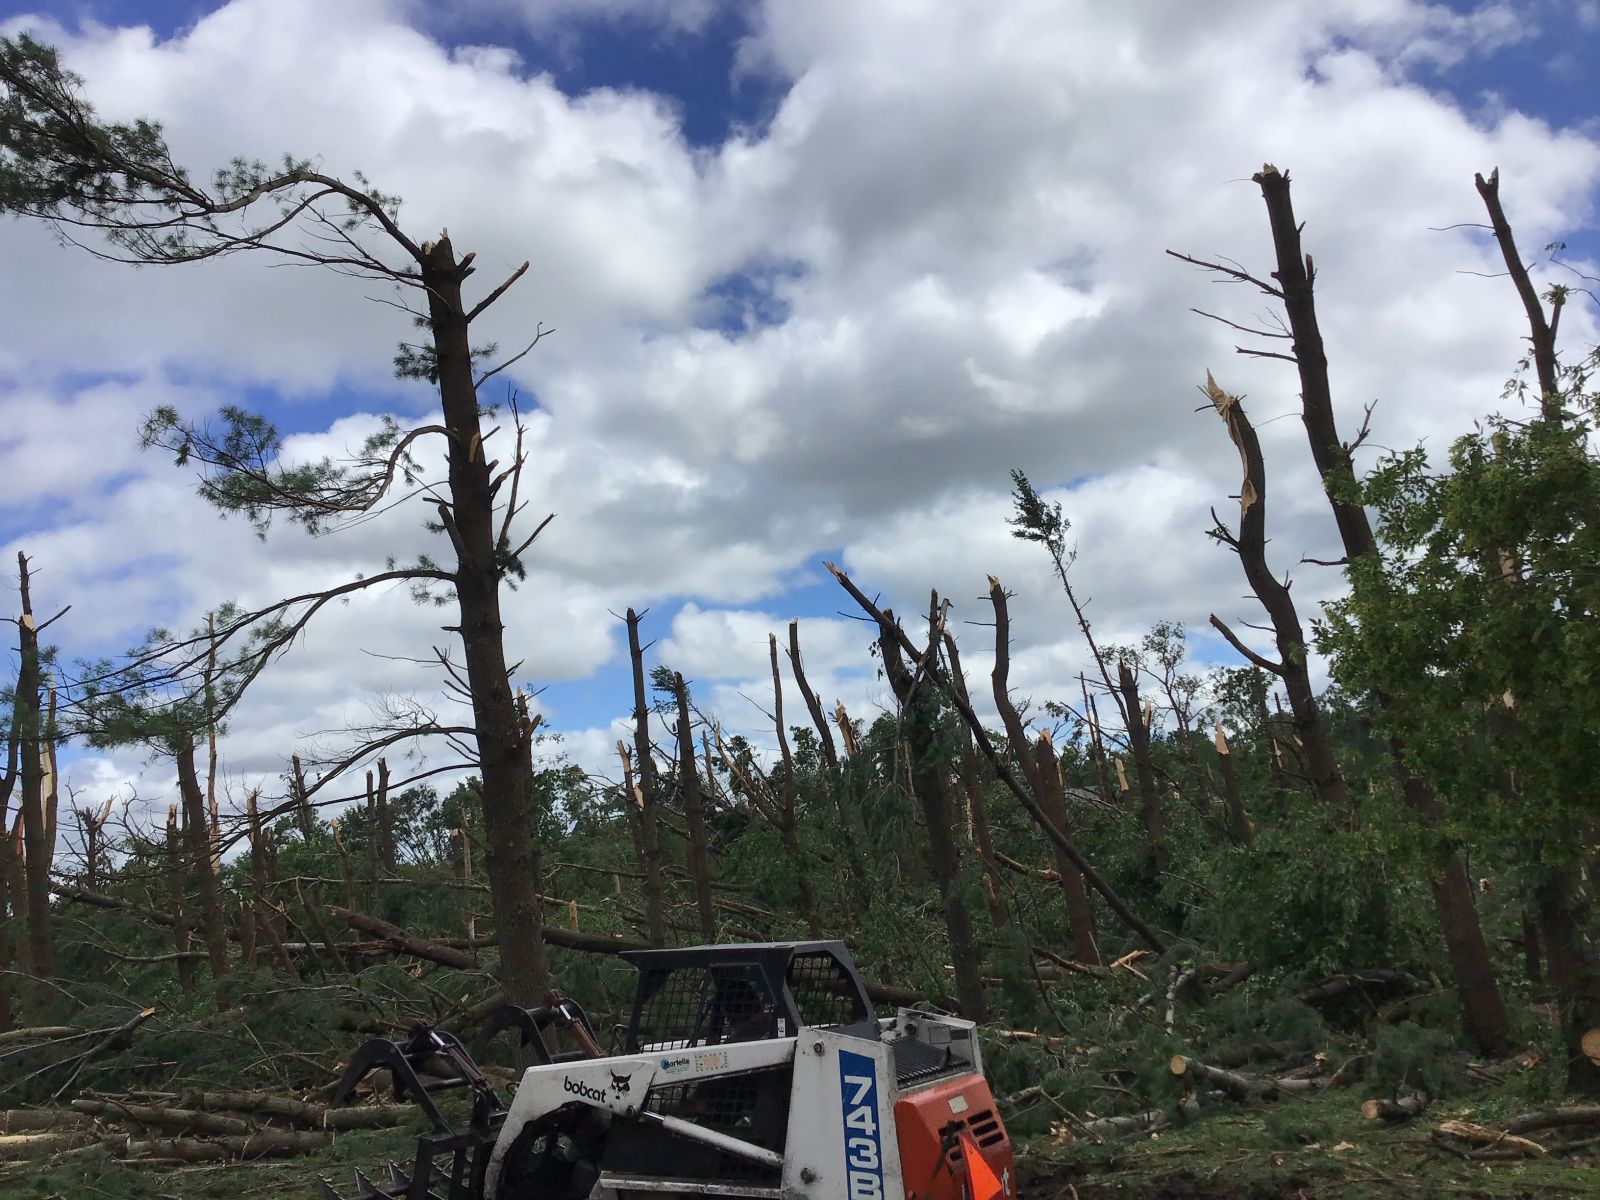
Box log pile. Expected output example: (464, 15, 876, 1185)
(0, 1089, 410, 1167)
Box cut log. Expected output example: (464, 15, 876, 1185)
(1076, 1108, 1170, 1137)
(1502, 1105, 1600, 1136)
(1582, 1029, 1600, 1065)
(70, 1098, 253, 1136)
(1361, 1089, 1429, 1121)
(1434, 1119, 1545, 1158)
(0, 1109, 94, 1134)
(1169, 1055, 1322, 1100)
(0, 1130, 98, 1160)
(165, 1089, 408, 1130)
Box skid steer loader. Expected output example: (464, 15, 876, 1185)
(320, 940, 1014, 1200)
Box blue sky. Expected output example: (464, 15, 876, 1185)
(2, 0, 1597, 803)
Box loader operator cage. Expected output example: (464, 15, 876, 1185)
(619, 940, 873, 1053)
(604, 942, 876, 1185)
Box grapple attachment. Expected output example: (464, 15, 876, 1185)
(317, 994, 601, 1200)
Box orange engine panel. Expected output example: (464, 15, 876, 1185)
(893, 1072, 1015, 1200)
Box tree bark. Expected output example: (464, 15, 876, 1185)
(670, 672, 716, 943)
(1531, 865, 1600, 1093)
(175, 733, 228, 987)
(1212, 722, 1254, 845)
(1117, 662, 1170, 877)
(13, 554, 52, 1014)
(787, 620, 839, 772)
(1249, 165, 1510, 1055)
(1473, 168, 1561, 414)
(1204, 374, 1350, 810)
(769, 634, 820, 937)
(878, 603, 988, 1021)
(795, 621, 873, 925)
(985, 578, 1095, 959)
(0, 709, 18, 1033)
(1033, 733, 1102, 965)
(624, 609, 668, 947)
(165, 806, 195, 1000)
(421, 235, 547, 1006)
(367, 758, 394, 876)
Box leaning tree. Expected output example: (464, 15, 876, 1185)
(0, 34, 558, 1004)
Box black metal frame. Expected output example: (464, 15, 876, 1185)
(620, 940, 872, 1052)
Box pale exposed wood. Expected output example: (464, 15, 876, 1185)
(1435, 1118, 1545, 1157)
(1362, 1089, 1429, 1121)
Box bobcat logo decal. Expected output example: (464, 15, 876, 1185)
(609, 1071, 632, 1097)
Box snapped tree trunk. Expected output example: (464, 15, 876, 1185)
(422, 236, 547, 1006)
(1034, 733, 1102, 965)
(792, 620, 872, 924)
(1247, 165, 1510, 1055)
(176, 733, 228, 986)
(1117, 662, 1170, 878)
(0, 706, 18, 1032)
(165, 806, 195, 1000)
(1203, 374, 1350, 811)
(13, 553, 52, 1014)
(244, 789, 284, 964)
(768, 634, 820, 937)
(1213, 722, 1254, 845)
(624, 609, 669, 947)
(670, 672, 717, 943)
(878, 603, 988, 1021)
(367, 757, 395, 876)
(987, 579, 1095, 960)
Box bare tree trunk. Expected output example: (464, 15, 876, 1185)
(787, 620, 839, 772)
(670, 673, 716, 943)
(624, 609, 668, 947)
(421, 235, 547, 1006)
(203, 614, 222, 871)
(1204, 374, 1350, 810)
(1213, 723, 1254, 845)
(1473, 168, 1561, 414)
(1117, 662, 1170, 878)
(458, 816, 477, 946)
(237, 891, 257, 971)
(768, 634, 820, 937)
(1247, 164, 1509, 1055)
(244, 790, 281, 957)
(986, 579, 1096, 960)
(77, 798, 113, 889)
(1532, 865, 1600, 1093)
(165, 806, 195, 1000)
(0, 716, 17, 1032)
(176, 733, 228, 988)
(14, 554, 52, 1015)
(617, 743, 666, 947)
(942, 631, 1009, 931)
(793, 621, 872, 925)
(367, 758, 394, 875)
(1033, 733, 1102, 965)
(878, 602, 987, 1021)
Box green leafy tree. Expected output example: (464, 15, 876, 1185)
(1323, 352, 1600, 1088)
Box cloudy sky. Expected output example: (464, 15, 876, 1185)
(2, 0, 1597, 822)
